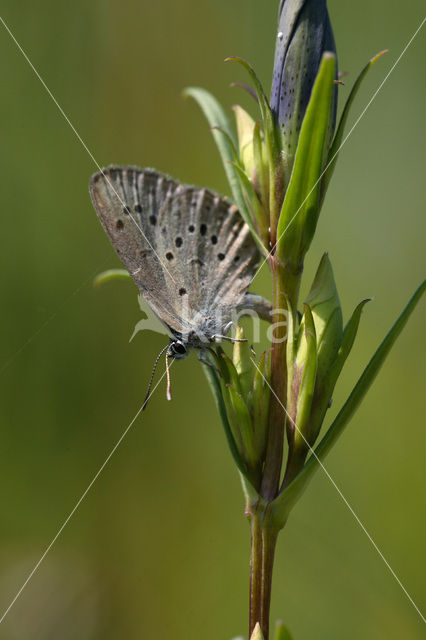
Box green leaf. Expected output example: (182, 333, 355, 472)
(321, 50, 387, 200)
(183, 87, 267, 256)
(220, 350, 243, 394)
(270, 280, 425, 526)
(307, 298, 370, 447)
(93, 269, 131, 287)
(201, 354, 249, 478)
(227, 384, 259, 473)
(230, 161, 269, 248)
(253, 120, 269, 207)
(276, 53, 336, 273)
(183, 87, 250, 220)
(210, 125, 241, 164)
(334, 299, 371, 379)
(226, 57, 285, 232)
(225, 57, 281, 165)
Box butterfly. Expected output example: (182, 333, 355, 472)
(90, 166, 271, 398)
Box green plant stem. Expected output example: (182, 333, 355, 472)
(260, 264, 287, 501)
(260, 260, 301, 501)
(282, 443, 307, 489)
(251, 260, 300, 637)
(249, 506, 279, 639)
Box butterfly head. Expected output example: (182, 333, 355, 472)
(167, 338, 189, 360)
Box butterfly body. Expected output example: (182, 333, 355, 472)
(90, 166, 263, 357)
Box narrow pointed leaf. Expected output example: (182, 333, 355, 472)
(276, 53, 336, 272)
(221, 351, 244, 394)
(227, 384, 259, 470)
(202, 357, 249, 478)
(226, 57, 281, 164)
(211, 126, 241, 164)
(270, 280, 425, 526)
(308, 298, 370, 445)
(334, 298, 371, 377)
(226, 56, 285, 234)
(253, 120, 269, 207)
(230, 161, 269, 248)
(183, 87, 250, 222)
(231, 81, 259, 103)
(322, 50, 387, 199)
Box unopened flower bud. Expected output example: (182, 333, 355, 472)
(271, 0, 337, 165)
(233, 105, 256, 179)
(305, 252, 343, 383)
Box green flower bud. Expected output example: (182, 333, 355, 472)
(232, 104, 270, 245)
(286, 254, 341, 453)
(232, 326, 253, 398)
(247, 350, 271, 464)
(217, 343, 271, 487)
(226, 383, 257, 467)
(305, 253, 343, 383)
(233, 105, 256, 179)
(288, 303, 318, 450)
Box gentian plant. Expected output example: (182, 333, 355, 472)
(96, 1, 424, 638)
(181, 1, 424, 638)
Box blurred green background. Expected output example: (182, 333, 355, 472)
(0, 1, 424, 638)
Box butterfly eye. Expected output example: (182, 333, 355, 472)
(171, 341, 187, 357)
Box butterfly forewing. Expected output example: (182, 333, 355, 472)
(90, 166, 259, 341)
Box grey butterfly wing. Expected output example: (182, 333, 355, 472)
(154, 179, 261, 337)
(89, 166, 259, 340)
(90, 166, 187, 334)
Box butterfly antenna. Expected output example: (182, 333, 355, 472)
(165, 353, 172, 401)
(143, 343, 170, 410)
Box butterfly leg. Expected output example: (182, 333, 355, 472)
(211, 334, 248, 344)
(210, 321, 248, 344)
(198, 349, 221, 374)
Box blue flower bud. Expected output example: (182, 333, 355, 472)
(270, 0, 337, 163)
